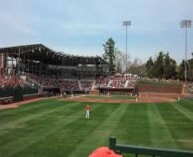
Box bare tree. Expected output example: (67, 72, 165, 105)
(127, 58, 146, 76)
(114, 48, 130, 74)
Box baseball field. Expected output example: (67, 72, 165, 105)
(0, 95, 193, 157)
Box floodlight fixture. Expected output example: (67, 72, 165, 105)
(123, 21, 131, 26)
(180, 20, 192, 28)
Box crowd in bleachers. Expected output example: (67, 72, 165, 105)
(29, 74, 58, 87)
(95, 73, 138, 89)
(95, 77, 110, 87)
(28, 74, 80, 91)
(4, 73, 193, 95)
(186, 82, 193, 94)
(59, 80, 79, 91)
(27, 73, 138, 91)
(0, 73, 138, 93)
(0, 73, 139, 92)
(0, 75, 26, 89)
(81, 80, 93, 90)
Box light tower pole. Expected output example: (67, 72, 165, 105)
(180, 20, 192, 83)
(123, 20, 131, 72)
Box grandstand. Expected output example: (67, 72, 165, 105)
(0, 44, 112, 102)
(1, 43, 185, 105)
(0, 44, 109, 77)
(0, 44, 137, 103)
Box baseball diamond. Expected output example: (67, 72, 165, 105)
(1, 43, 193, 157)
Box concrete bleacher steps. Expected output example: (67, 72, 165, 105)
(125, 80, 129, 87)
(91, 80, 96, 90)
(78, 80, 82, 90)
(108, 80, 112, 87)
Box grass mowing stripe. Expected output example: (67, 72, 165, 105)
(0, 102, 102, 157)
(147, 103, 177, 149)
(1, 98, 193, 156)
(0, 103, 88, 157)
(157, 102, 193, 151)
(14, 103, 111, 157)
(170, 102, 193, 150)
(176, 99, 193, 112)
(0, 99, 54, 114)
(113, 102, 151, 157)
(171, 102, 193, 121)
(85, 95, 134, 100)
(68, 103, 128, 157)
(0, 100, 60, 132)
(0, 101, 83, 146)
(0, 99, 60, 122)
(0, 101, 81, 136)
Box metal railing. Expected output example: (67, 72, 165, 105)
(109, 136, 193, 157)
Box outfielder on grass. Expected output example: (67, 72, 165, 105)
(86, 103, 90, 119)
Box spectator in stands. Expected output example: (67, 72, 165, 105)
(0, 75, 27, 89)
(89, 146, 122, 157)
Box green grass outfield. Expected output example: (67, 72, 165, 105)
(0, 98, 193, 157)
(84, 94, 135, 100)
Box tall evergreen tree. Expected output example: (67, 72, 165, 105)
(146, 57, 154, 78)
(153, 52, 164, 79)
(163, 52, 177, 79)
(187, 54, 193, 81)
(103, 38, 116, 75)
(178, 59, 192, 81)
(177, 60, 185, 80)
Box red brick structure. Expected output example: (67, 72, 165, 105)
(138, 84, 183, 94)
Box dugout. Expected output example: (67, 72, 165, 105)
(42, 87, 60, 96)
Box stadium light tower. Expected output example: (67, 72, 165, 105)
(180, 20, 192, 83)
(123, 20, 131, 72)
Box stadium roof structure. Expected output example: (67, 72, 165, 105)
(0, 44, 107, 66)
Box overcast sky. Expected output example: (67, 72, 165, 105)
(0, 0, 193, 64)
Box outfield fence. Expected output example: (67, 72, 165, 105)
(109, 137, 193, 157)
(138, 84, 182, 93)
(0, 86, 38, 103)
